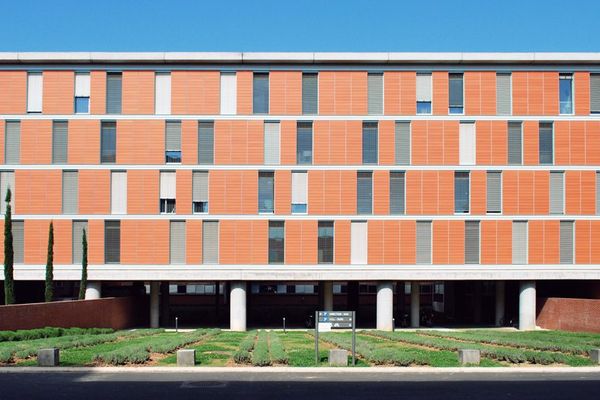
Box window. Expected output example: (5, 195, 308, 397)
(302, 73, 318, 115)
(449, 73, 464, 114)
(160, 172, 176, 213)
(459, 122, 475, 165)
(106, 72, 122, 114)
(496, 73, 512, 115)
(416, 73, 432, 114)
(395, 122, 410, 165)
(508, 122, 522, 165)
(72, 221, 87, 264)
(192, 171, 209, 213)
(52, 121, 68, 164)
(12, 221, 24, 263)
(111, 171, 127, 214)
(100, 122, 116, 163)
(367, 73, 383, 115)
(559, 74, 573, 115)
(512, 221, 528, 264)
(465, 221, 480, 264)
(165, 121, 181, 163)
(0, 171, 15, 214)
(5, 121, 20, 165)
(253, 73, 269, 114)
(318, 221, 334, 264)
(597, 172, 600, 215)
(268, 221, 285, 264)
(104, 221, 120, 264)
(416, 221, 432, 264)
(539, 122, 554, 165)
(27, 72, 43, 113)
(486, 172, 501, 214)
(258, 171, 274, 213)
(549, 171, 564, 215)
(170, 221, 185, 264)
(389, 171, 405, 215)
(264, 122, 280, 165)
(155, 72, 171, 114)
(296, 122, 313, 164)
(350, 221, 367, 265)
(202, 221, 219, 264)
(62, 171, 78, 214)
(357, 171, 373, 215)
(591, 74, 600, 114)
(560, 221, 574, 264)
(220, 72, 237, 114)
(198, 121, 214, 164)
(291, 171, 307, 213)
(74, 73, 90, 114)
(454, 172, 470, 213)
(362, 122, 378, 164)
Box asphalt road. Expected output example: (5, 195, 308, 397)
(1, 370, 600, 400)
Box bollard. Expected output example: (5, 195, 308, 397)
(175, 317, 178, 332)
(458, 349, 481, 365)
(392, 318, 395, 332)
(590, 349, 600, 364)
(283, 317, 286, 333)
(177, 349, 196, 367)
(38, 348, 60, 367)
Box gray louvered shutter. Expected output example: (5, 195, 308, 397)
(52, 121, 68, 164)
(395, 122, 410, 165)
(507, 122, 522, 165)
(170, 221, 186, 264)
(202, 221, 219, 264)
(539, 123, 554, 165)
(389, 171, 405, 215)
(416, 221, 432, 264)
(12, 221, 24, 263)
(596, 172, 600, 215)
(486, 172, 502, 213)
(1, 172, 15, 214)
(368, 73, 383, 115)
(104, 221, 120, 263)
(106, 73, 122, 114)
(5, 121, 20, 164)
(253, 73, 269, 114)
(62, 171, 78, 214)
(357, 172, 373, 215)
(591, 74, 600, 113)
(362, 122, 378, 164)
(496, 73, 512, 115)
(449, 74, 464, 108)
(512, 221, 528, 264)
(193, 171, 208, 202)
(549, 172, 564, 215)
(198, 122, 214, 164)
(302, 73, 318, 115)
(72, 221, 87, 264)
(465, 221, 480, 264)
(559, 221, 574, 264)
(264, 122, 280, 165)
(165, 121, 181, 151)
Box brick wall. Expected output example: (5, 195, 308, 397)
(537, 297, 600, 333)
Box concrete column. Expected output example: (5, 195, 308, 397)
(519, 281, 536, 331)
(376, 282, 394, 331)
(410, 282, 420, 328)
(495, 281, 506, 327)
(150, 282, 160, 328)
(323, 281, 334, 311)
(230, 281, 247, 331)
(84, 282, 101, 300)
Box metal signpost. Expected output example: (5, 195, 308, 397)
(315, 311, 356, 366)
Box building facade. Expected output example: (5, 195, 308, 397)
(1, 52, 600, 331)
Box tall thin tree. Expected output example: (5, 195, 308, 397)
(3, 188, 14, 305)
(78, 229, 88, 300)
(45, 221, 54, 302)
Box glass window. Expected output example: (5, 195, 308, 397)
(198, 121, 214, 164)
(389, 171, 405, 215)
(449, 73, 464, 114)
(296, 122, 313, 164)
(302, 73, 318, 115)
(318, 221, 334, 264)
(454, 172, 470, 213)
(100, 122, 116, 163)
(559, 74, 573, 115)
(106, 72, 122, 115)
(417, 102, 432, 114)
(416, 73, 432, 114)
(539, 122, 554, 165)
(268, 221, 285, 264)
(357, 172, 373, 215)
(165, 121, 181, 163)
(104, 221, 120, 264)
(362, 122, 378, 164)
(253, 73, 269, 114)
(258, 171, 274, 213)
(75, 97, 89, 114)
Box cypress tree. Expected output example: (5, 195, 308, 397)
(45, 221, 54, 302)
(78, 229, 88, 300)
(3, 188, 14, 305)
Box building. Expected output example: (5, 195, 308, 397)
(1, 52, 600, 331)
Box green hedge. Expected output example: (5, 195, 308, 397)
(0, 327, 113, 343)
(251, 331, 270, 366)
(233, 331, 256, 364)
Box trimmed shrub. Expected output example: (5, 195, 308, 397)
(251, 331, 271, 366)
(268, 332, 288, 364)
(233, 331, 256, 364)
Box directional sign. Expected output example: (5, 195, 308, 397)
(315, 310, 356, 366)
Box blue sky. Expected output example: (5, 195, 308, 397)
(1, 0, 598, 52)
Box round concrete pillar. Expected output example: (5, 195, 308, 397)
(230, 282, 247, 331)
(323, 281, 334, 311)
(150, 282, 160, 328)
(376, 282, 394, 331)
(410, 282, 420, 328)
(84, 282, 102, 300)
(495, 281, 506, 327)
(519, 281, 536, 331)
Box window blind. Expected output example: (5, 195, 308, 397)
(264, 122, 280, 165)
(5, 121, 21, 164)
(52, 121, 68, 164)
(106, 73, 122, 114)
(350, 221, 368, 265)
(395, 122, 410, 165)
(416, 221, 432, 264)
(111, 171, 127, 214)
(160, 172, 176, 199)
(202, 221, 219, 264)
(389, 171, 405, 215)
(27, 73, 43, 112)
(302, 73, 318, 115)
(486, 172, 502, 213)
(62, 171, 78, 214)
(72, 221, 87, 264)
(170, 221, 186, 264)
(220, 72, 237, 115)
(549, 172, 564, 215)
(155, 73, 171, 114)
(198, 122, 214, 164)
(559, 221, 574, 264)
(496, 73, 512, 115)
(512, 221, 528, 264)
(459, 122, 476, 165)
(367, 73, 383, 115)
(192, 171, 209, 202)
(465, 221, 480, 264)
(357, 172, 373, 215)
